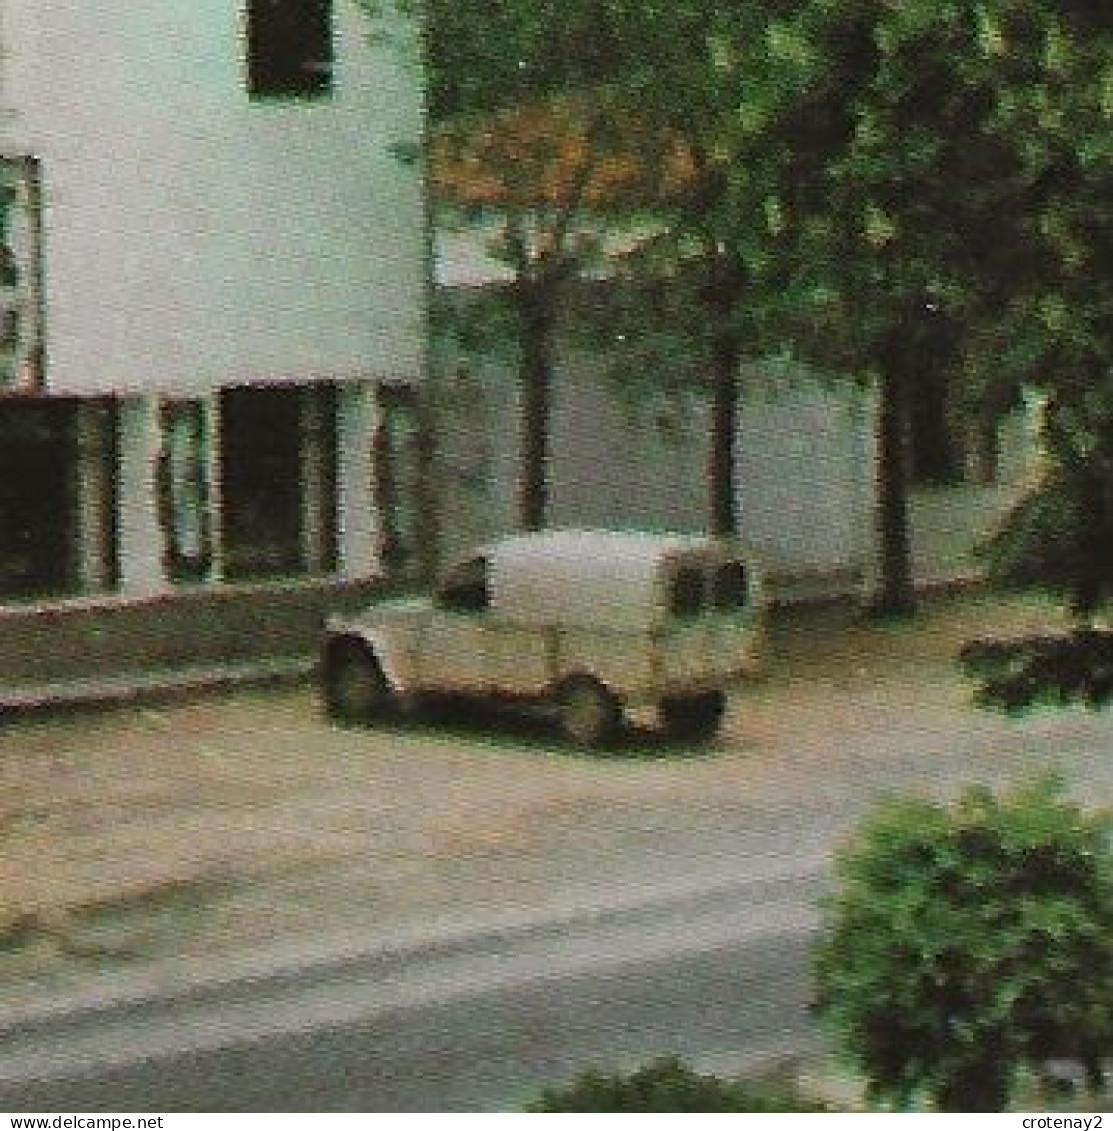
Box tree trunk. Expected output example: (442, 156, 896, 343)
(709, 331, 740, 536)
(702, 247, 746, 538)
(517, 280, 555, 532)
(966, 415, 1000, 486)
(872, 360, 917, 618)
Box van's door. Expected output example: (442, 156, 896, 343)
(419, 555, 492, 691)
(658, 558, 714, 688)
(483, 622, 553, 695)
(659, 554, 756, 689)
(706, 558, 759, 679)
(419, 554, 550, 694)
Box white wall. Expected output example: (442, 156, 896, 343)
(736, 373, 875, 576)
(434, 340, 876, 586)
(435, 346, 1046, 602)
(1, 0, 426, 395)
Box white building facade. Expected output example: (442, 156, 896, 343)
(0, 0, 428, 618)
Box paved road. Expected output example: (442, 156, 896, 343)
(0, 594, 1109, 1109)
(0, 869, 824, 1111)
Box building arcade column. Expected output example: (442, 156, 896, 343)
(301, 385, 329, 575)
(336, 381, 380, 581)
(75, 400, 115, 593)
(116, 395, 169, 597)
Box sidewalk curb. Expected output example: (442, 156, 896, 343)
(1, 571, 987, 714)
(1, 656, 315, 714)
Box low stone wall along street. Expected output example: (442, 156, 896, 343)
(0, 578, 387, 708)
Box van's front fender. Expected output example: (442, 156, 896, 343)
(323, 618, 418, 694)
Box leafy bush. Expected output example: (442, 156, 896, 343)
(814, 778, 1113, 1111)
(982, 392, 1113, 622)
(960, 629, 1113, 711)
(963, 391, 1113, 712)
(526, 1056, 832, 1112)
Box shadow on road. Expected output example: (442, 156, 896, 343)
(331, 694, 723, 762)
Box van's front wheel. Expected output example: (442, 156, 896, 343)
(660, 691, 726, 741)
(556, 676, 621, 749)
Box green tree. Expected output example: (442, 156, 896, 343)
(593, 3, 760, 536)
(960, 391, 1113, 710)
(712, 0, 1037, 615)
(387, 0, 853, 537)
(430, 95, 655, 530)
(955, 2, 1113, 707)
(815, 778, 1113, 1111)
(424, 0, 755, 533)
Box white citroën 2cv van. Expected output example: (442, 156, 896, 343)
(322, 529, 766, 746)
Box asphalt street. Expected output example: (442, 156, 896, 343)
(0, 870, 824, 1111)
(1, 594, 1110, 1110)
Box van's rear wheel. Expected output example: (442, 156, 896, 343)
(324, 640, 392, 723)
(557, 676, 620, 748)
(660, 691, 726, 741)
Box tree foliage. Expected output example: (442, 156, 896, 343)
(707, 0, 1041, 613)
(984, 396, 1113, 621)
(419, 0, 764, 533)
(526, 1056, 832, 1112)
(961, 628, 1113, 712)
(406, 0, 697, 530)
(949, 2, 1113, 707)
(815, 778, 1113, 1111)
(370, 0, 1112, 604)
(698, 0, 1109, 612)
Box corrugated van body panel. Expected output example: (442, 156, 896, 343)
(554, 627, 657, 700)
(483, 622, 556, 695)
(659, 616, 761, 691)
(489, 530, 705, 631)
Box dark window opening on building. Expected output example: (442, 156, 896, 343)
(222, 386, 303, 580)
(220, 384, 337, 581)
(0, 401, 78, 600)
(246, 0, 333, 99)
